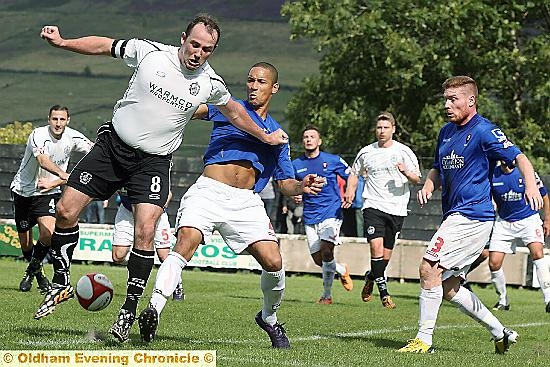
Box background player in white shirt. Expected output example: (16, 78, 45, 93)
(344, 112, 421, 309)
(399, 76, 542, 354)
(292, 126, 354, 305)
(35, 15, 289, 331)
(10, 105, 92, 294)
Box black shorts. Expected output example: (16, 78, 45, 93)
(67, 123, 172, 207)
(362, 207, 404, 250)
(12, 191, 59, 232)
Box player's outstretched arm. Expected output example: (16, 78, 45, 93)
(515, 154, 543, 211)
(217, 99, 288, 145)
(40, 25, 113, 56)
(417, 168, 440, 208)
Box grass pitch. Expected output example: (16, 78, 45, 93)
(1, 257, 549, 366)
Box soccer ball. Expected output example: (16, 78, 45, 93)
(75, 273, 114, 311)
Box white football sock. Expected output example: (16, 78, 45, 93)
(416, 286, 442, 346)
(150, 252, 187, 315)
(450, 286, 504, 339)
(261, 269, 285, 326)
(533, 257, 550, 303)
(321, 260, 336, 298)
(490, 269, 508, 305)
(335, 262, 346, 276)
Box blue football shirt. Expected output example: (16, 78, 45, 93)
(202, 99, 294, 193)
(491, 166, 547, 222)
(292, 151, 350, 225)
(434, 114, 521, 220)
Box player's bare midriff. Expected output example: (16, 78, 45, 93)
(203, 161, 257, 190)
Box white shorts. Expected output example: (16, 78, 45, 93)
(424, 213, 493, 280)
(305, 218, 343, 254)
(113, 205, 173, 249)
(176, 176, 278, 254)
(489, 214, 544, 254)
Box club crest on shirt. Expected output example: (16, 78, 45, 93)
(189, 82, 200, 96)
(323, 162, 328, 170)
(464, 134, 471, 147)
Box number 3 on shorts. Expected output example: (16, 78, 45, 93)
(429, 236, 444, 253)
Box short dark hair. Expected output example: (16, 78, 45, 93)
(185, 14, 221, 47)
(442, 75, 478, 97)
(49, 105, 69, 117)
(250, 62, 278, 83)
(302, 125, 321, 137)
(377, 111, 395, 126)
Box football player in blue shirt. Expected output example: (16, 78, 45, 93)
(292, 126, 354, 304)
(485, 162, 550, 311)
(138, 62, 325, 348)
(399, 76, 543, 354)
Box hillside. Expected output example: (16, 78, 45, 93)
(0, 0, 319, 154)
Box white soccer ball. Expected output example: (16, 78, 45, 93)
(75, 273, 114, 311)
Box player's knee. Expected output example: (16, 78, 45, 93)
(112, 254, 124, 263)
(488, 259, 501, 271)
(419, 259, 438, 281)
(111, 246, 129, 263)
(320, 248, 334, 262)
(529, 243, 544, 260)
(55, 201, 79, 225)
(311, 255, 322, 267)
(262, 257, 282, 272)
(133, 231, 155, 250)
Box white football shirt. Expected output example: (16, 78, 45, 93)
(351, 140, 420, 216)
(111, 39, 231, 155)
(10, 126, 93, 197)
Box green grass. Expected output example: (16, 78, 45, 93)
(2, 257, 549, 366)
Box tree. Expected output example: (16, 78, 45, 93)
(282, 0, 550, 171)
(0, 121, 34, 144)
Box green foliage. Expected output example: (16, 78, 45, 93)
(0, 121, 33, 144)
(282, 0, 550, 172)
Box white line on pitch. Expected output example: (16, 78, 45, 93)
(17, 321, 550, 348)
